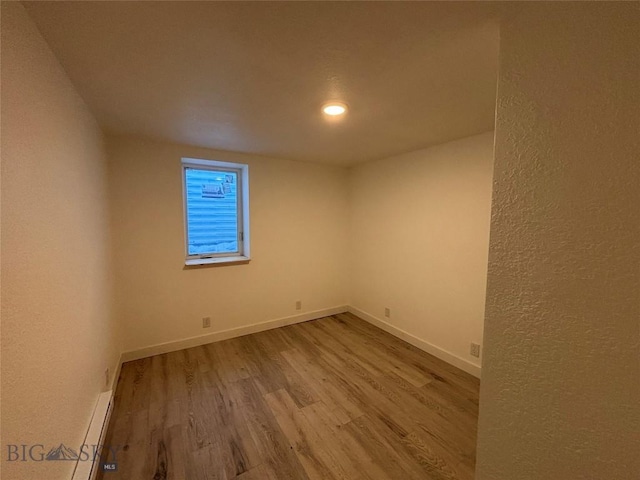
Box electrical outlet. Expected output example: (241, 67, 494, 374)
(104, 368, 110, 388)
(295, 300, 302, 311)
(384, 307, 391, 318)
(470, 342, 481, 358)
(202, 317, 211, 328)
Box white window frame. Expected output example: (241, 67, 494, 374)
(182, 157, 250, 266)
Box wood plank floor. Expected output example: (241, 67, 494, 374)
(98, 313, 479, 480)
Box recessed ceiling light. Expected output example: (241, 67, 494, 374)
(323, 103, 347, 116)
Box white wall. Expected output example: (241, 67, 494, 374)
(109, 133, 496, 373)
(349, 132, 495, 375)
(476, 3, 639, 479)
(0, 3, 121, 479)
(108, 136, 349, 354)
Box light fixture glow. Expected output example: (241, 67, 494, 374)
(323, 103, 347, 116)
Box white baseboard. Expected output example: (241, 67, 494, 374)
(108, 352, 123, 392)
(116, 304, 479, 378)
(120, 305, 349, 363)
(71, 390, 113, 480)
(347, 306, 481, 378)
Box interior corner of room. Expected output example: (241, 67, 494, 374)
(1, 2, 638, 480)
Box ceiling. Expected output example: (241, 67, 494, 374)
(24, 1, 500, 166)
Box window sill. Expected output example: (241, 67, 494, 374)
(185, 255, 250, 267)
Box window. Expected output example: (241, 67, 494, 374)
(182, 157, 250, 265)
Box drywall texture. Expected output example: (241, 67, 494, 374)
(349, 132, 494, 373)
(476, 4, 640, 480)
(108, 136, 349, 353)
(0, 3, 121, 479)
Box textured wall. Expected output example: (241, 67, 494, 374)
(476, 4, 639, 479)
(1, 3, 122, 479)
(349, 133, 494, 375)
(108, 136, 349, 353)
